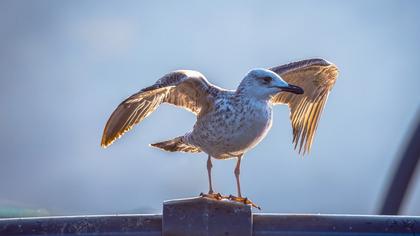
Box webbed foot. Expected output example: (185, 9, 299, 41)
(199, 192, 224, 200)
(228, 195, 261, 210)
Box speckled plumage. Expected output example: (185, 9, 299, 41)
(101, 58, 338, 156)
(101, 58, 339, 204)
(186, 92, 272, 159)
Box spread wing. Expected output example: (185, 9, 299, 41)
(101, 70, 219, 148)
(270, 58, 339, 154)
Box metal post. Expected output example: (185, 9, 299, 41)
(163, 197, 252, 236)
(380, 115, 420, 215)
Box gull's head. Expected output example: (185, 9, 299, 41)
(237, 68, 304, 100)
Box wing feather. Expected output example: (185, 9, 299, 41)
(270, 58, 338, 154)
(101, 70, 219, 148)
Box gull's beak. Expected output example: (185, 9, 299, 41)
(273, 83, 304, 94)
(281, 84, 304, 94)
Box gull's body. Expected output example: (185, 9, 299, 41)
(101, 58, 339, 206)
(187, 92, 272, 159)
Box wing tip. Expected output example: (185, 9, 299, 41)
(304, 58, 335, 67)
(305, 58, 339, 74)
(270, 58, 339, 76)
(311, 58, 331, 65)
(318, 58, 339, 74)
(101, 130, 125, 149)
(293, 140, 312, 156)
(100, 123, 113, 148)
(100, 136, 112, 148)
(100, 125, 121, 148)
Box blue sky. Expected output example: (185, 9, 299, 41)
(0, 0, 419, 215)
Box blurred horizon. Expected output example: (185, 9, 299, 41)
(0, 0, 419, 217)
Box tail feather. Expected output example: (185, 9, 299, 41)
(150, 136, 201, 153)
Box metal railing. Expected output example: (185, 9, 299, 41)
(1, 198, 419, 236)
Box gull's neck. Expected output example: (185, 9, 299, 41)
(234, 90, 271, 107)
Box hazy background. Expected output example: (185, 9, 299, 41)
(0, 0, 419, 217)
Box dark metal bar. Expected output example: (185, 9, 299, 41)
(380, 114, 420, 215)
(0, 214, 161, 236)
(1, 213, 419, 235)
(253, 214, 420, 235)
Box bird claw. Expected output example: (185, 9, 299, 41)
(199, 192, 224, 200)
(199, 192, 261, 210)
(228, 195, 261, 210)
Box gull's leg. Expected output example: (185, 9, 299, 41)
(200, 155, 223, 200)
(234, 155, 242, 197)
(207, 155, 214, 194)
(229, 154, 261, 209)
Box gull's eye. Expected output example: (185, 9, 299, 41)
(260, 77, 272, 84)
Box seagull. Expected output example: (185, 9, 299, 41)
(101, 58, 339, 208)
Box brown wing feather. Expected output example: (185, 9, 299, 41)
(101, 70, 217, 148)
(270, 58, 339, 154)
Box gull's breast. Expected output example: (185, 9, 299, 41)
(188, 97, 273, 159)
